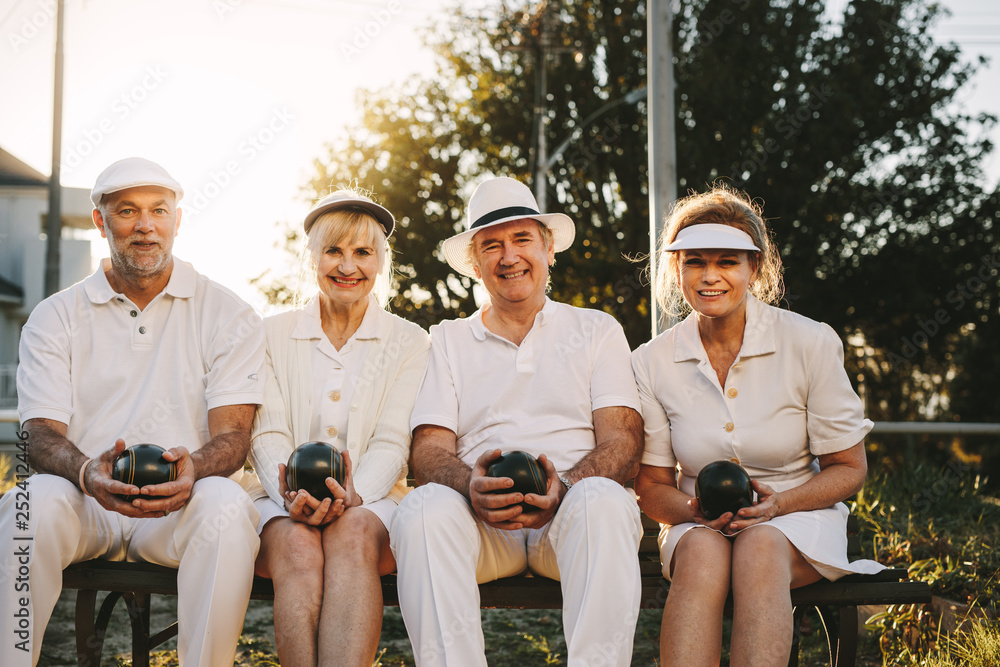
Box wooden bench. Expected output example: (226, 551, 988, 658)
(61, 514, 930, 667)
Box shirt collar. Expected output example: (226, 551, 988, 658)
(84, 257, 195, 304)
(672, 294, 776, 362)
(469, 296, 555, 341)
(293, 294, 384, 341)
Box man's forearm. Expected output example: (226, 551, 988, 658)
(413, 448, 473, 496)
(24, 419, 87, 485)
(411, 425, 472, 496)
(192, 404, 257, 480)
(568, 407, 643, 485)
(190, 431, 251, 480)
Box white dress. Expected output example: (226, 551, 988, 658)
(631, 295, 885, 581)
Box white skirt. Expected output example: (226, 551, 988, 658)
(658, 501, 885, 581)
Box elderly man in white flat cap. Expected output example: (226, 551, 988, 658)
(0, 157, 266, 667)
(390, 176, 645, 666)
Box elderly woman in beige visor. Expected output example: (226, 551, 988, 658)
(631, 186, 884, 666)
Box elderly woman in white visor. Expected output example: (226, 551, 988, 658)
(246, 190, 429, 667)
(631, 186, 883, 666)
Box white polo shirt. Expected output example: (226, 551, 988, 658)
(631, 295, 873, 497)
(17, 258, 266, 462)
(410, 298, 641, 474)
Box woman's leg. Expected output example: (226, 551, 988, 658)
(661, 528, 733, 667)
(256, 518, 324, 667)
(317, 507, 395, 667)
(729, 526, 822, 667)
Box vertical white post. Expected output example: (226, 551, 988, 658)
(45, 0, 65, 297)
(647, 0, 677, 337)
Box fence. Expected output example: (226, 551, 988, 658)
(2, 409, 999, 434)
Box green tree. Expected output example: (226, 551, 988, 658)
(276, 0, 997, 423)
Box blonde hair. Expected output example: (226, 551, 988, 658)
(655, 186, 784, 318)
(303, 207, 393, 308)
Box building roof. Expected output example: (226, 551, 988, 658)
(0, 146, 94, 230)
(0, 273, 25, 305)
(0, 148, 48, 187)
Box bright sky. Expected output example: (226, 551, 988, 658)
(1, 0, 996, 313)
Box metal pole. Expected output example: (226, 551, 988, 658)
(535, 10, 549, 211)
(647, 0, 677, 337)
(44, 0, 65, 297)
(871, 422, 1000, 435)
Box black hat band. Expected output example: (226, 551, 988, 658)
(470, 206, 540, 230)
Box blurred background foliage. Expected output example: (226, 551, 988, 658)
(253, 0, 998, 472)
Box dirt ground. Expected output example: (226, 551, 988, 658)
(37, 588, 880, 666)
(37, 590, 279, 667)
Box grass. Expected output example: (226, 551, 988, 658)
(0, 453, 15, 494)
(854, 452, 1000, 665)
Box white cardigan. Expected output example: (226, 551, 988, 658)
(246, 301, 429, 507)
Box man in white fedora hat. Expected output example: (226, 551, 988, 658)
(0, 157, 266, 667)
(391, 176, 645, 666)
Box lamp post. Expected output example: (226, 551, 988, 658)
(44, 0, 65, 297)
(647, 0, 678, 336)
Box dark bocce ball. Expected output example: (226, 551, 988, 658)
(111, 444, 178, 501)
(486, 451, 547, 512)
(695, 460, 754, 521)
(285, 441, 346, 502)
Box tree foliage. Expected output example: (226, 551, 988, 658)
(272, 0, 997, 423)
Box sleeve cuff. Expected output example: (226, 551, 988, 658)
(593, 397, 642, 413)
(641, 451, 676, 468)
(809, 420, 874, 456)
(17, 407, 71, 425)
(410, 414, 457, 434)
(206, 391, 264, 411)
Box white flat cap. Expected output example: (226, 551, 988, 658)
(90, 157, 184, 207)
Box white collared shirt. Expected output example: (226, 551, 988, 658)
(17, 258, 265, 459)
(411, 298, 641, 473)
(293, 295, 382, 448)
(631, 295, 873, 497)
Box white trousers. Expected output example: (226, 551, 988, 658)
(389, 477, 643, 667)
(0, 474, 260, 667)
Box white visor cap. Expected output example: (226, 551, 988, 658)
(663, 223, 761, 252)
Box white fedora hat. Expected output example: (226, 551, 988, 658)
(663, 223, 760, 252)
(303, 190, 395, 237)
(441, 177, 575, 278)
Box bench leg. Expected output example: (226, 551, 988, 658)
(834, 605, 859, 667)
(75, 590, 126, 667)
(74, 590, 98, 667)
(123, 592, 152, 667)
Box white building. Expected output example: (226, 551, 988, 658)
(0, 147, 93, 435)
